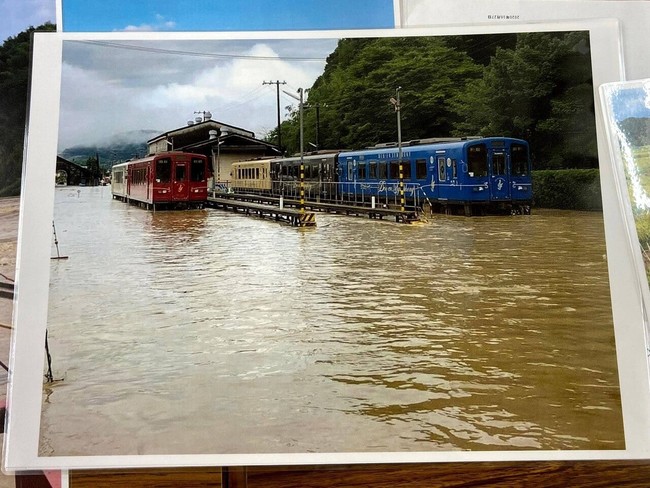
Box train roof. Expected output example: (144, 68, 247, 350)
(110, 151, 207, 170)
(340, 136, 528, 157)
(270, 151, 342, 163)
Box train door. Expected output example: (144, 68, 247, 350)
(489, 148, 511, 201)
(172, 160, 190, 201)
(436, 154, 446, 199)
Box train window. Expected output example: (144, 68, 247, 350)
(511, 143, 529, 176)
(358, 163, 366, 179)
(304, 165, 311, 179)
(175, 164, 186, 182)
(452, 159, 457, 179)
(348, 162, 354, 181)
(256, 168, 260, 179)
(369, 162, 377, 179)
(378, 162, 387, 179)
(438, 156, 446, 181)
(468, 144, 488, 177)
(191, 158, 205, 182)
(155, 158, 171, 183)
(493, 153, 506, 175)
(389, 161, 399, 179)
(415, 159, 427, 179)
(133, 168, 146, 184)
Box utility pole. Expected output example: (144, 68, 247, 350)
(263, 80, 286, 151)
(390, 87, 404, 213)
(304, 102, 327, 150)
(283, 87, 305, 213)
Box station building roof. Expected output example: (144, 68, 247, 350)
(147, 119, 279, 157)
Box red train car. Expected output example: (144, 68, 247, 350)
(111, 152, 210, 209)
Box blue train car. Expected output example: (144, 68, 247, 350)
(337, 137, 532, 214)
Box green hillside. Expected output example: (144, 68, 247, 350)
(0, 22, 56, 196)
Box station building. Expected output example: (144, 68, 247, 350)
(147, 117, 281, 189)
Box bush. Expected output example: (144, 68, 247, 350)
(0, 178, 21, 197)
(532, 169, 602, 210)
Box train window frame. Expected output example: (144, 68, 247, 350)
(451, 159, 457, 179)
(493, 152, 506, 176)
(358, 162, 366, 180)
(378, 161, 387, 179)
(175, 164, 186, 182)
(468, 143, 488, 177)
(438, 156, 446, 181)
(155, 158, 171, 183)
(511, 143, 529, 176)
(389, 160, 399, 179)
(415, 159, 427, 179)
(369, 161, 377, 179)
(190, 158, 205, 182)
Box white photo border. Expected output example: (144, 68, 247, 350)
(6, 19, 647, 472)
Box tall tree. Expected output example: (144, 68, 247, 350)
(277, 36, 482, 154)
(0, 22, 56, 196)
(453, 32, 596, 169)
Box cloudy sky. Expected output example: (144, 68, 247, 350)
(0, 0, 394, 150)
(609, 84, 650, 122)
(0, 0, 55, 40)
(58, 37, 338, 150)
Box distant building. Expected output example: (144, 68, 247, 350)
(56, 155, 98, 186)
(147, 119, 280, 186)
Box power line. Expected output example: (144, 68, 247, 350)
(73, 40, 328, 62)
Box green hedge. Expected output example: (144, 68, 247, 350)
(532, 169, 602, 211)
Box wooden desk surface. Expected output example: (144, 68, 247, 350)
(65, 461, 650, 488)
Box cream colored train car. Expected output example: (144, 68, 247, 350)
(230, 159, 273, 192)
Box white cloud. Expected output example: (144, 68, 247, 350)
(136, 43, 325, 136)
(123, 24, 156, 32)
(116, 14, 176, 32)
(57, 39, 333, 150)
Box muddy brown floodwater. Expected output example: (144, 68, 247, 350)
(39, 186, 623, 456)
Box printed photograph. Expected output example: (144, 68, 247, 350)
(602, 82, 650, 289)
(38, 29, 624, 458)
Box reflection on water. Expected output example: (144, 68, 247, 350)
(39, 186, 623, 456)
